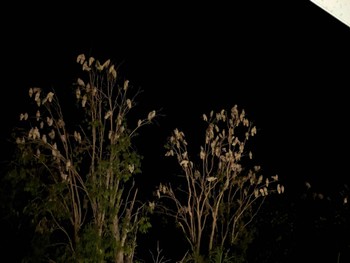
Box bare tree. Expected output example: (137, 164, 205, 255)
(156, 106, 284, 261)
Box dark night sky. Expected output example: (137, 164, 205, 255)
(1, 1, 350, 261)
(2, 2, 349, 187)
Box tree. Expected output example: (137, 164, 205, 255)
(8, 54, 157, 262)
(156, 106, 284, 262)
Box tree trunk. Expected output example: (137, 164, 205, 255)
(115, 250, 124, 263)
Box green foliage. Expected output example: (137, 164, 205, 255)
(209, 248, 235, 263)
(5, 53, 157, 263)
(75, 223, 106, 263)
(2, 52, 291, 263)
(138, 216, 152, 234)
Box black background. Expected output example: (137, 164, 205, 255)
(1, 1, 350, 262)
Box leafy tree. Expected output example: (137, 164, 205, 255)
(7, 54, 157, 263)
(156, 106, 285, 262)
